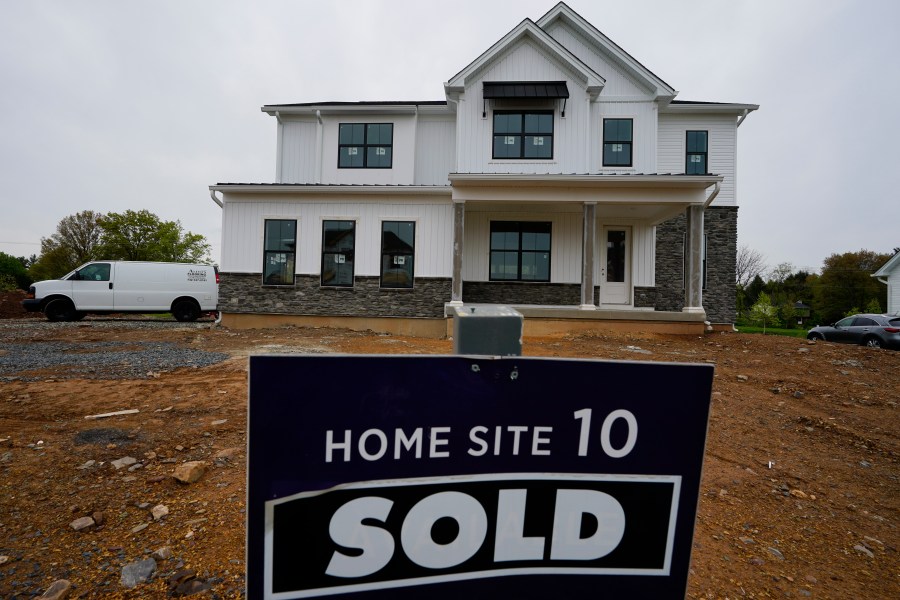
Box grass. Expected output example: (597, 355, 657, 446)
(734, 325, 808, 338)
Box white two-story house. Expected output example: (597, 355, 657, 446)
(210, 2, 757, 337)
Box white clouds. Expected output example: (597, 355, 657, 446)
(1, 0, 897, 272)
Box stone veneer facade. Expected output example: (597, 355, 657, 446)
(218, 274, 451, 318)
(220, 207, 736, 324)
(654, 206, 738, 324)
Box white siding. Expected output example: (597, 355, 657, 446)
(543, 22, 655, 98)
(888, 270, 900, 314)
(319, 115, 417, 185)
(220, 195, 452, 277)
(279, 120, 317, 183)
(592, 221, 655, 287)
(591, 101, 658, 173)
(658, 114, 738, 205)
(456, 40, 593, 174)
(415, 117, 456, 184)
(462, 205, 583, 283)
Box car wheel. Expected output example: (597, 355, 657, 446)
(173, 300, 201, 322)
(44, 298, 76, 322)
(862, 336, 882, 349)
(806, 333, 823, 341)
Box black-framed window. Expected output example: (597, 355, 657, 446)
(493, 111, 554, 159)
(490, 221, 551, 282)
(686, 130, 708, 174)
(338, 123, 393, 168)
(380, 221, 415, 289)
(321, 220, 355, 287)
(263, 220, 296, 286)
(603, 118, 633, 166)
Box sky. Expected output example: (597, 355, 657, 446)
(1, 0, 898, 275)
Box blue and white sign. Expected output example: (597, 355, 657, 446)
(248, 355, 713, 599)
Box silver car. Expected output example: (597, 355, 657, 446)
(807, 313, 900, 349)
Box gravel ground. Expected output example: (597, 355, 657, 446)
(0, 320, 227, 381)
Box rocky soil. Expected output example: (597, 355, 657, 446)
(0, 294, 897, 598)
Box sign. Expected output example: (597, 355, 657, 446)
(248, 355, 713, 599)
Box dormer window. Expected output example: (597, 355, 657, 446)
(493, 111, 554, 159)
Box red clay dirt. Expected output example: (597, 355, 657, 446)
(0, 292, 896, 598)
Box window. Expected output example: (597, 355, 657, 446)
(686, 130, 708, 174)
(338, 123, 393, 168)
(493, 111, 553, 159)
(75, 263, 111, 281)
(321, 220, 355, 286)
(263, 220, 296, 285)
(381, 221, 415, 289)
(603, 118, 633, 167)
(490, 221, 551, 282)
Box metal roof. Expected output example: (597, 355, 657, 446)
(483, 81, 570, 99)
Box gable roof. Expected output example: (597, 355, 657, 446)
(872, 251, 900, 278)
(536, 2, 676, 101)
(444, 18, 605, 102)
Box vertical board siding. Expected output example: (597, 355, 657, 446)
(457, 40, 591, 174)
(658, 114, 738, 205)
(319, 115, 417, 185)
(279, 121, 317, 183)
(591, 221, 655, 287)
(591, 101, 658, 173)
(463, 206, 582, 283)
(415, 117, 456, 184)
(889, 271, 900, 314)
(220, 197, 452, 277)
(543, 23, 655, 97)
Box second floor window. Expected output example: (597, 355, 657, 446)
(686, 130, 708, 174)
(263, 219, 296, 286)
(338, 123, 393, 168)
(490, 221, 551, 282)
(493, 111, 553, 159)
(603, 118, 633, 167)
(321, 220, 355, 287)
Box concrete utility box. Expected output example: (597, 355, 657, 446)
(452, 305, 523, 356)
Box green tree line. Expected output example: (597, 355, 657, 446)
(0, 210, 211, 290)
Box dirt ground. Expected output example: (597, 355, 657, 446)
(0, 291, 897, 599)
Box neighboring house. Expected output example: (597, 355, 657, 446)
(872, 251, 900, 314)
(210, 2, 757, 337)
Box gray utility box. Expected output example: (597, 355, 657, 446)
(451, 305, 523, 356)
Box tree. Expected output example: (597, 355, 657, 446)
(0, 252, 32, 290)
(736, 244, 766, 288)
(97, 210, 211, 263)
(29, 211, 104, 280)
(812, 249, 891, 324)
(748, 291, 780, 333)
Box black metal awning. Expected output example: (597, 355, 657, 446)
(482, 81, 569, 99)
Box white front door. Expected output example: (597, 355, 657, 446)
(599, 226, 631, 305)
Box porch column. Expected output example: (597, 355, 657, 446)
(581, 202, 597, 309)
(450, 200, 465, 305)
(683, 204, 705, 314)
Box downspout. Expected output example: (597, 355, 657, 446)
(209, 190, 223, 208)
(703, 181, 721, 208)
(315, 110, 324, 184)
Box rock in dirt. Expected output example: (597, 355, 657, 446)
(151, 504, 169, 520)
(172, 461, 206, 484)
(152, 546, 173, 561)
(38, 579, 71, 599)
(854, 544, 874, 558)
(92, 511, 104, 525)
(70, 516, 95, 531)
(111, 456, 138, 470)
(120, 557, 157, 588)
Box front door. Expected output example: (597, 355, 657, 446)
(599, 226, 630, 305)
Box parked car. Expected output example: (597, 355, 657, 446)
(807, 314, 900, 349)
(23, 261, 219, 322)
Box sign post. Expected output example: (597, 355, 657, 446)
(248, 355, 713, 599)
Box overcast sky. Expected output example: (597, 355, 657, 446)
(1, 0, 898, 274)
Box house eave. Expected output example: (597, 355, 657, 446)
(661, 102, 760, 115)
(449, 173, 723, 189)
(209, 184, 453, 196)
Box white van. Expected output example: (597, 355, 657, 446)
(23, 261, 219, 322)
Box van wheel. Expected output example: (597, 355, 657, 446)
(173, 300, 201, 322)
(45, 299, 76, 322)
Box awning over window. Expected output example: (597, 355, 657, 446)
(483, 81, 570, 99)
